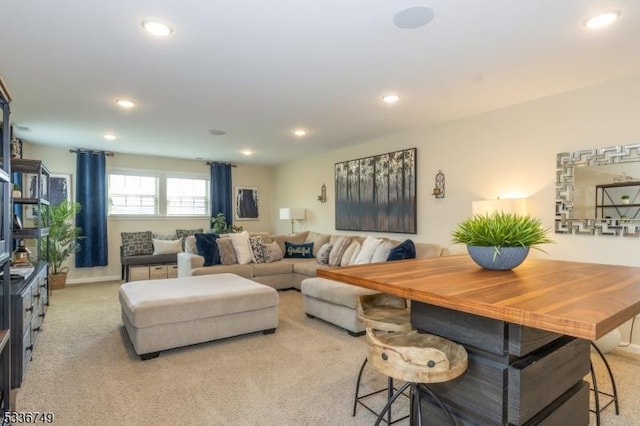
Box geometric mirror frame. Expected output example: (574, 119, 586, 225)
(556, 143, 640, 237)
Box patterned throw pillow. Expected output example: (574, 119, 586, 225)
(284, 242, 314, 258)
(153, 232, 178, 241)
(195, 233, 220, 266)
(263, 242, 283, 263)
(121, 231, 154, 257)
(316, 243, 332, 265)
(176, 228, 204, 239)
(249, 236, 266, 264)
(216, 238, 237, 265)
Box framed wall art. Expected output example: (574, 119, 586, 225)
(235, 186, 259, 220)
(50, 173, 71, 206)
(335, 148, 417, 234)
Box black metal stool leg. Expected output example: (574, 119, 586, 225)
(591, 342, 620, 415)
(375, 382, 411, 426)
(590, 360, 601, 426)
(352, 357, 368, 416)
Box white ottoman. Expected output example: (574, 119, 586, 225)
(119, 273, 279, 360)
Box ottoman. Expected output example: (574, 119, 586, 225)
(119, 273, 279, 360)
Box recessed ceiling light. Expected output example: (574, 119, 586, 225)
(103, 133, 117, 141)
(584, 10, 621, 29)
(382, 94, 400, 103)
(241, 150, 253, 156)
(293, 129, 307, 137)
(393, 6, 435, 29)
(141, 20, 174, 36)
(116, 99, 135, 109)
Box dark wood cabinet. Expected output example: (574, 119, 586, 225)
(1, 263, 47, 388)
(1, 76, 13, 421)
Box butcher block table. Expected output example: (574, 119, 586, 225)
(318, 255, 640, 425)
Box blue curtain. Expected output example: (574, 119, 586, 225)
(75, 151, 108, 267)
(210, 163, 232, 226)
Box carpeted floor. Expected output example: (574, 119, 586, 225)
(13, 281, 640, 425)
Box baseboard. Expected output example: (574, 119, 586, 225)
(612, 343, 640, 356)
(65, 275, 121, 285)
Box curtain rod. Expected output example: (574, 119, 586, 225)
(69, 149, 114, 156)
(206, 161, 237, 167)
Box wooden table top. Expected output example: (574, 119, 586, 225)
(317, 255, 640, 340)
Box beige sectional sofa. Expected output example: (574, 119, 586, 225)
(177, 230, 446, 335)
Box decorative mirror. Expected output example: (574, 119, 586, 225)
(556, 143, 640, 237)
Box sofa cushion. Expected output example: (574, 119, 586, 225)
(152, 238, 183, 255)
(284, 242, 314, 259)
(263, 241, 283, 263)
(195, 233, 221, 266)
(371, 240, 394, 263)
(191, 264, 254, 279)
(387, 239, 417, 261)
(354, 236, 383, 264)
(122, 231, 154, 256)
(305, 232, 330, 257)
(253, 261, 294, 276)
(328, 236, 351, 267)
(316, 242, 332, 265)
(301, 277, 378, 309)
(271, 231, 310, 254)
(249, 236, 267, 263)
(229, 231, 253, 265)
(293, 260, 327, 277)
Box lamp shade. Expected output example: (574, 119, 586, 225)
(279, 208, 305, 220)
(472, 198, 528, 216)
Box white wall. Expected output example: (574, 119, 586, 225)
(274, 72, 640, 349)
(20, 144, 276, 282)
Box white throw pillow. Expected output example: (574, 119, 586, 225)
(229, 231, 253, 265)
(184, 235, 197, 254)
(354, 236, 383, 264)
(371, 241, 394, 263)
(341, 240, 361, 266)
(152, 238, 183, 255)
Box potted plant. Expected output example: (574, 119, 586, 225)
(621, 195, 630, 204)
(41, 201, 84, 289)
(451, 211, 552, 270)
(210, 212, 244, 234)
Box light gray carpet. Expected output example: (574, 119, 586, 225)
(14, 281, 640, 425)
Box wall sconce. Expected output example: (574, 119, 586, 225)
(318, 183, 327, 203)
(432, 170, 445, 198)
(279, 207, 306, 234)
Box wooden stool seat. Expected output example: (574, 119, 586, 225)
(367, 329, 468, 384)
(357, 293, 412, 332)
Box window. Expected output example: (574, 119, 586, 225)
(108, 174, 158, 215)
(167, 177, 209, 216)
(107, 171, 210, 217)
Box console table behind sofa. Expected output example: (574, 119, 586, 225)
(120, 247, 178, 281)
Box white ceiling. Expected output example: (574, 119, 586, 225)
(1, 1, 639, 165)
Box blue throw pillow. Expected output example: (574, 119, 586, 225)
(386, 239, 416, 261)
(284, 242, 314, 258)
(195, 233, 221, 266)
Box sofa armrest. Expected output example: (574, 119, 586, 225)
(177, 252, 205, 277)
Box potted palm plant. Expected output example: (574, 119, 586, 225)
(41, 201, 84, 289)
(451, 211, 552, 270)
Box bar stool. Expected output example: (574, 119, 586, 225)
(353, 293, 412, 424)
(367, 328, 468, 426)
(590, 342, 620, 426)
